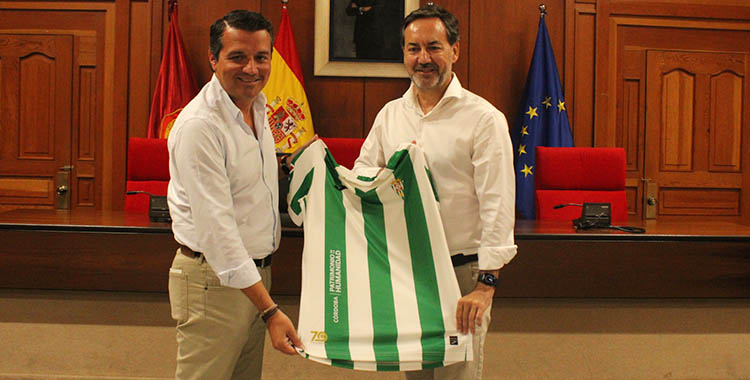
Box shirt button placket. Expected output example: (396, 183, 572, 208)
(418, 118, 425, 143)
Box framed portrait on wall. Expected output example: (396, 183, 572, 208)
(314, 0, 419, 78)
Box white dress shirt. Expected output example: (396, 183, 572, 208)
(354, 75, 517, 270)
(167, 74, 280, 289)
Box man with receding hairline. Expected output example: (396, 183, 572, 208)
(354, 4, 517, 379)
(167, 9, 302, 380)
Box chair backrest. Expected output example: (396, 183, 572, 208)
(127, 137, 170, 181)
(125, 138, 170, 213)
(320, 137, 365, 169)
(535, 146, 628, 221)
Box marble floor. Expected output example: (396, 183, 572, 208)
(1, 290, 749, 380)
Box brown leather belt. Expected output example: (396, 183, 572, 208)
(179, 245, 273, 268)
(451, 253, 478, 267)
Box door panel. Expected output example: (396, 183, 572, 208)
(645, 50, 746, 219)
(709, 71, 743, 172)
(0, 34, 72, 209)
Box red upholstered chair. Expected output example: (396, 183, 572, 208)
(125, 137, 170, 213)
(535, 146, 628, 222)
(320, 137, 364, 169)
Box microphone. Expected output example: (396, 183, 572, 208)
(127, 190, 157, 196)
(553, 203, 583, 209)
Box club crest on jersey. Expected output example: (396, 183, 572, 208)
(266, 95, 308, 150)
(391, 178, 405, 198)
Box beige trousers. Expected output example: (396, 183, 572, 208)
(168, 249, 272, 380)
(405, 261, 492, 380)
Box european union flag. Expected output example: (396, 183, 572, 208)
(512, 14, 573, 219)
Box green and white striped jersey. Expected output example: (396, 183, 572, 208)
(287, 140, 472, 371)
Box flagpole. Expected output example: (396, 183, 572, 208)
(539, 4, 546, 17)
(168, 0, 176, 21)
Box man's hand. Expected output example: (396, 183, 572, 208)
(266, 310, 304, 355)
(456, 283, 494, 335)
(240, 282, 303, 355)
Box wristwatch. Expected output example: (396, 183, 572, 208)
(477, 273, 497, 287)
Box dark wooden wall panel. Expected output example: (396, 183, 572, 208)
(111, 0, 130, 210)
(312, 78, 366, 138)
(128, 1, 153, 140)
(147, 0, 569, 139)
(471, 0, 566, 131)
(566, 1, 596, 147)
(6, 0, 750, 217)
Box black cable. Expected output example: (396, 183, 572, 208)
(608, 225, 646, 234)
(574, 220, 645, 234)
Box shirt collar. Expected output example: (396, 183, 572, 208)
(209, 74, 268, 135)
(404, 73, 463, 116)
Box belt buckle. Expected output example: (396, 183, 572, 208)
(255, 255, 272, 268)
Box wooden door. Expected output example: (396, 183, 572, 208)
(0, 34, 73, 210)
(644, 50, 747, 220)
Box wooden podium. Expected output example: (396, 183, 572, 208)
(1, 209, 749, 297)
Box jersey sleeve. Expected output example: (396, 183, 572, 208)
(287, 140, 325, 226)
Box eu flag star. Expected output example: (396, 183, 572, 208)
(521, 164, 533, 177)
(518, 144, 527, 156)
(521, 126, 529, 136)
(542, 97, 552, 109)
(526, 106, 538, 119)
(557, 100, 566, 112)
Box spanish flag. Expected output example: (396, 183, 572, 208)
(264, 1, 315, 153)
(147, 0, 198, 139)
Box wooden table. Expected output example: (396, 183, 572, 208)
(508, 220, 750, 297)
(1, 209, 749, 297)
(0, 209, 176, 292)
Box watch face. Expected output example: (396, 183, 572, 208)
(479, 273, 497, 286)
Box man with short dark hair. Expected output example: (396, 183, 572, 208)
(354, 4, 517, 379)
(167, 9, 302, 380)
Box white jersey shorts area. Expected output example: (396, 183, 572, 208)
(287, 140, 472, 371)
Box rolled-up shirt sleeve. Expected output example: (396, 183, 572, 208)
(170, 119, 261, 288)
(472, 111, 518, 270)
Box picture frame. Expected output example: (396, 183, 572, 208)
(314, 0, 419, 78)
